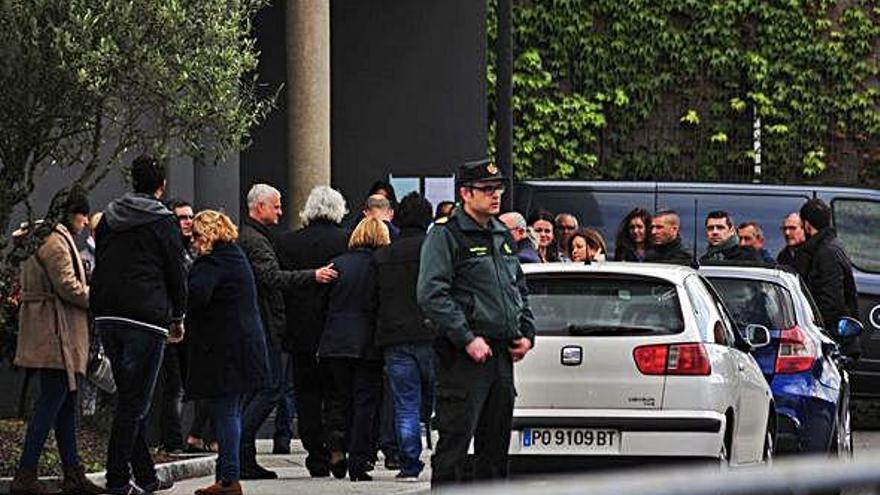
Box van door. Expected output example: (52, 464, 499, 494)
(829, 197, 880, 388)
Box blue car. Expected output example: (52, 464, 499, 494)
(701, 265, 859, 456)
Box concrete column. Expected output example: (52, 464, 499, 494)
(286, 0, 331, 229)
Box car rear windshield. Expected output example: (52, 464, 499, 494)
(526, 275, 685, 336)
(706, 277, 796, 330)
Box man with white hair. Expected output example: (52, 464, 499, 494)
(499, 212, 540, 263)
(276, 186, 350, 477)
(238, 183, 338, 479)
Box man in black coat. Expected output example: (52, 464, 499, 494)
(645, 210, 692, 265)
(700, 210, 760, 263)
(374, 192, 436, 480)
(92, 155, 187, 495)
(238, 184, 338, 479)
(799, 199, 861, 358)
(276, 185, 350, 477)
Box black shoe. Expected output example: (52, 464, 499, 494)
(272, 439, 291, 455)
(384, 456, 400, 471)
(395, 471, 421, 482)
(239, 465, 278, 480)
(329, 459, 347, 480)
(307, 466, 330, 478)
(349, 470, 372, 482)
(141, 478, 174, 493)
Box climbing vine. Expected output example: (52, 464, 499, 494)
(489, 0, 880, 184)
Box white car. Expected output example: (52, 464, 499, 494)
(510, 262, 775, 466)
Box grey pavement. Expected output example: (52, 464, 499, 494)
(164, 439, 430, 494)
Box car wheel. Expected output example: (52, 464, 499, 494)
(718, 436, 730, 469)
(763, 422, 774, 465)
(832, 400, 854, 459)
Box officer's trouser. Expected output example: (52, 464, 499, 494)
(430, 337, 515, 488)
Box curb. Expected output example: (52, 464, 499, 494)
(0, 454, 216, 494)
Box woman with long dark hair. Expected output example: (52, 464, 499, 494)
(568, 228, 607, 262)
(614, 208, 652, 261)
(11, 192, 103, 495)
(528, 210, 559, 263)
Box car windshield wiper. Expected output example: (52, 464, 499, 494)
(566, 324, 672, 336)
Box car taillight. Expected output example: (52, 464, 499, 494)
(633, 343, 711, 375)
(775, 326, 817, 374)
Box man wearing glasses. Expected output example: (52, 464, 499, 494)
(417, 159, 535, 488)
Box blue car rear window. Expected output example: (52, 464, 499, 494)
(707, 277, 796, 331)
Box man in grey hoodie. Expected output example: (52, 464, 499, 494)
(91, 155, 187, 495)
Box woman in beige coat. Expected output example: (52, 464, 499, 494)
(10, 192, 103, 495)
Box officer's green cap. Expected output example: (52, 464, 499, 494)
(456, 158, 505, 185)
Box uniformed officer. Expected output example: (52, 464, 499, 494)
(417, 159, 535, 488)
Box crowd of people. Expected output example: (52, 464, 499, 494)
(8, 154, 861, 495)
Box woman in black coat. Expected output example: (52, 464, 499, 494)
(319, 217, 391, 481)
(185, 210, 270, 495)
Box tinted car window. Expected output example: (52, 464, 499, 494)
(523, 189, 653, 252)
(833, 199, 880, 273)
(707, 277, 796, 330)
(656, 192, 809, 256)
(526, 275, 684, 336)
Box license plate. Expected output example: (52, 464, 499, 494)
(521, 428, 619, 454)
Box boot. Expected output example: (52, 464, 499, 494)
(60, 465, 102, 495)
(194, 481, 242, 495)
(9, 467, 51, 495)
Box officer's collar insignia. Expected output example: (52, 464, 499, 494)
(486, 163, 499, 175)
(503, 243, 513, 254)
(435, 217, 448, 224)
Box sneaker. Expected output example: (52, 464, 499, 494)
(395, 472, 421, 482)
(141, 478, 174, 493)
(103, 482, 147, 495)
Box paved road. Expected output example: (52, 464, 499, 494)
(164, 432, 880, 495)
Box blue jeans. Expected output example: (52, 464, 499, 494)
(273, 354, 296, 447)
(385, 343, 435, 476)
(240, 343, 284, 468)
(99, 322, 165, 489)
(19, 369, 80, 469)
(207, 394, 242, 482)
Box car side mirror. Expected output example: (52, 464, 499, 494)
(744, 324, 771, 348)
(836, 317, 864, 339)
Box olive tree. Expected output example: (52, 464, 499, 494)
(0, 0, 274, 261)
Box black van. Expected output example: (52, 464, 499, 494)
(514, 181, 880, 398)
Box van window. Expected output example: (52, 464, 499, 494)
(657, 192, 809, 256)
(526, 274, 684, 336)
(833, 199, 880, 273)
(525, 189, 652, 251)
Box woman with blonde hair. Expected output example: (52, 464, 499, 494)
(318, 217, 391, 481)
(185, 210, 270, 495)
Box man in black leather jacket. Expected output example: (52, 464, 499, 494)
(799, 199, 861, 358)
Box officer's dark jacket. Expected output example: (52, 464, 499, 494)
(239, 217, 314, 348)
(417, 210, 536, 349)
(374, 227, 433, 347)
(800, 228, 860, 330)
(644, 237, 692, 265)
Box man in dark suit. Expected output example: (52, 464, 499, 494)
(276, 186, 350, 477)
